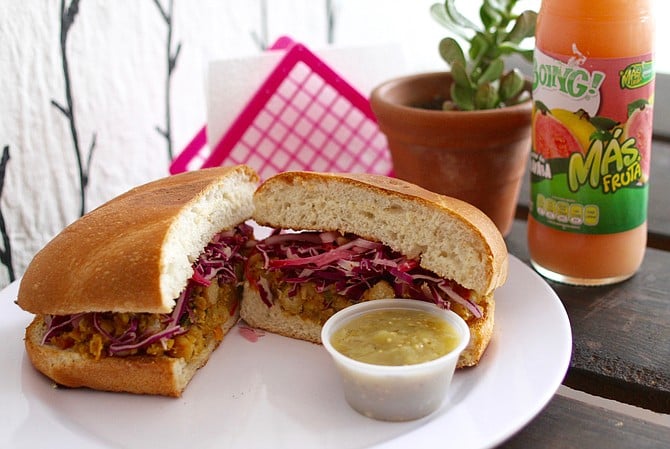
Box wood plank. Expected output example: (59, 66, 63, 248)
(499, 395, 670, 449)
(647, 139, 670, 249)
(505, 220, 670, 413)
(518, 139, 670, 250)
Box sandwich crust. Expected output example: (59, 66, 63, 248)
(17, 165, 259, 315)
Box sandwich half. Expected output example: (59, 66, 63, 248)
(242, 171, 508, 367)
(17, 165, 259, 396)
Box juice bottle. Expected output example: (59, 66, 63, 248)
(528, 0, 655, 285)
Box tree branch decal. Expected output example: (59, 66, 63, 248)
(0, 146, 15, 282)
(326, 0, 336, 44)
(153, 0, 181, 162)
(51, 0, 96, 218)
(250, 0, 268, 50)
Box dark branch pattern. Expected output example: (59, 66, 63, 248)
(250, 0, 268, 50)
(0, 146, 15, 282)
(250, 1, 336, 49)
(326, 0, 336, 44)
(51, 0, 96, 218)
(153, 0, 181, 162)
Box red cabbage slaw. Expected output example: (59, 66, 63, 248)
(41, 223, 254, 356)
(248, 230, 482, 318)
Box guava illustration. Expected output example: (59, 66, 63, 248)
(533, 108, 594, 159)
(550, 109, 596, 151)
(623, 104, 653, 180)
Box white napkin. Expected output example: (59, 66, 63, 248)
(206, 42, 406, 150)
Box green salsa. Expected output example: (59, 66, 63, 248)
(330, 308, 460, 366)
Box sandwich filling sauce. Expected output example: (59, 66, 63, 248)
(245, 230, 481, 325)
(40, 224, 255, 361)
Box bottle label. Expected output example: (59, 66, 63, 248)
(530, 48, 654, 234)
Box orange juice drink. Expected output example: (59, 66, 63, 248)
(528, 0, 655, 285)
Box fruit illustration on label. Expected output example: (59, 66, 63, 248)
(532, 103, 596, 159)
(623, 100, 653, 181)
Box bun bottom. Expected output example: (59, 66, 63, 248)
(24, 311, 239, 397)
(240, 283, 494, 368)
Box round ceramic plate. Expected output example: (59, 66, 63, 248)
(0, 255, 571, 449)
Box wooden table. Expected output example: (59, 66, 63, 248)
(497, 138, 670, 447)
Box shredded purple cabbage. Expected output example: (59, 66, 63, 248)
(248, 230, 482, 318)
(41, 223, 254, 356)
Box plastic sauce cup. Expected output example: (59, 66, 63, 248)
(321, 299, 470, 421)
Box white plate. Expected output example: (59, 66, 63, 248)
(0, 255, 571, 449)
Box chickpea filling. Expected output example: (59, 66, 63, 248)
(44, 282, 238, 362)
(41, 224, 254, 362)
(245, 231, 482, 326)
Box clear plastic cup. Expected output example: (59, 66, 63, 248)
(321, 298, 470, 421)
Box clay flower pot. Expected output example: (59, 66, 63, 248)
(370, 72, 532, 236)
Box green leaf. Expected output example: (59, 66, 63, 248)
(505, 10, 537, 44)
(451, 82, 475, 111)
(627, 98, 650, 117)
(484, 0, 507, 14)
(498, 42, 534, 61)
(474, 83, 499, 110)
(518, 48, 534, 63)
(430, 3, 470, 40)
(431, 0, 538, 110)
(534, 100, 549, 114)
(591, 115, 620, 131)
(439, 37, 466, 67)
(469, 32, 490, 62)
(501, 0, 520, 15)
(480, 2, 502, 30)
(478, 58, 504, 84)
(499, 68, 525, 101)
(450, 60, 472, 87)
(444, 0, 480, 32)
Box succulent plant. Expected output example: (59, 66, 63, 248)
(430, 0, 537, 110)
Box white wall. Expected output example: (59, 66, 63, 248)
(0, 0, 667, 288)
(0, 0, 441, 288)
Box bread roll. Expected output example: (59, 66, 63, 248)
(17, 165, 259, 396)
(242, 171, 508, 367)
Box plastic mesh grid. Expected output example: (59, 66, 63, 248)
(170, 40, 392, 178)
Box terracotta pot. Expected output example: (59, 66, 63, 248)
(370, 72, 532, 236)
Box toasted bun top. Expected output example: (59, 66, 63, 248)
(17, 166, 259, 315)
(252, 171, 508, 296)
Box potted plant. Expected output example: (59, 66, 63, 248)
(370, 0, 537, 236)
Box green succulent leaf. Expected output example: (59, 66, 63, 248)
(497, 43, 534, 63)
(484, 0, 507, 14)
(444, 0, 480, 33)
(431, 0, 536, 110)
(469, 33, 490, 63)
(499, 68, 525, 102)
(478, 58, 504, 84)
(518, 48, 535, 63)
(474, 83, 499, 110)
(430, 3, 470, 40)
(451, 82, 475, 111)
(439, 37, 466, 67)
(480, 2, 502, 30)
(450, 60, 472, 87)
(506, 10, 537, 44)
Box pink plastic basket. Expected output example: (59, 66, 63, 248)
(170, 38, 392, 179)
